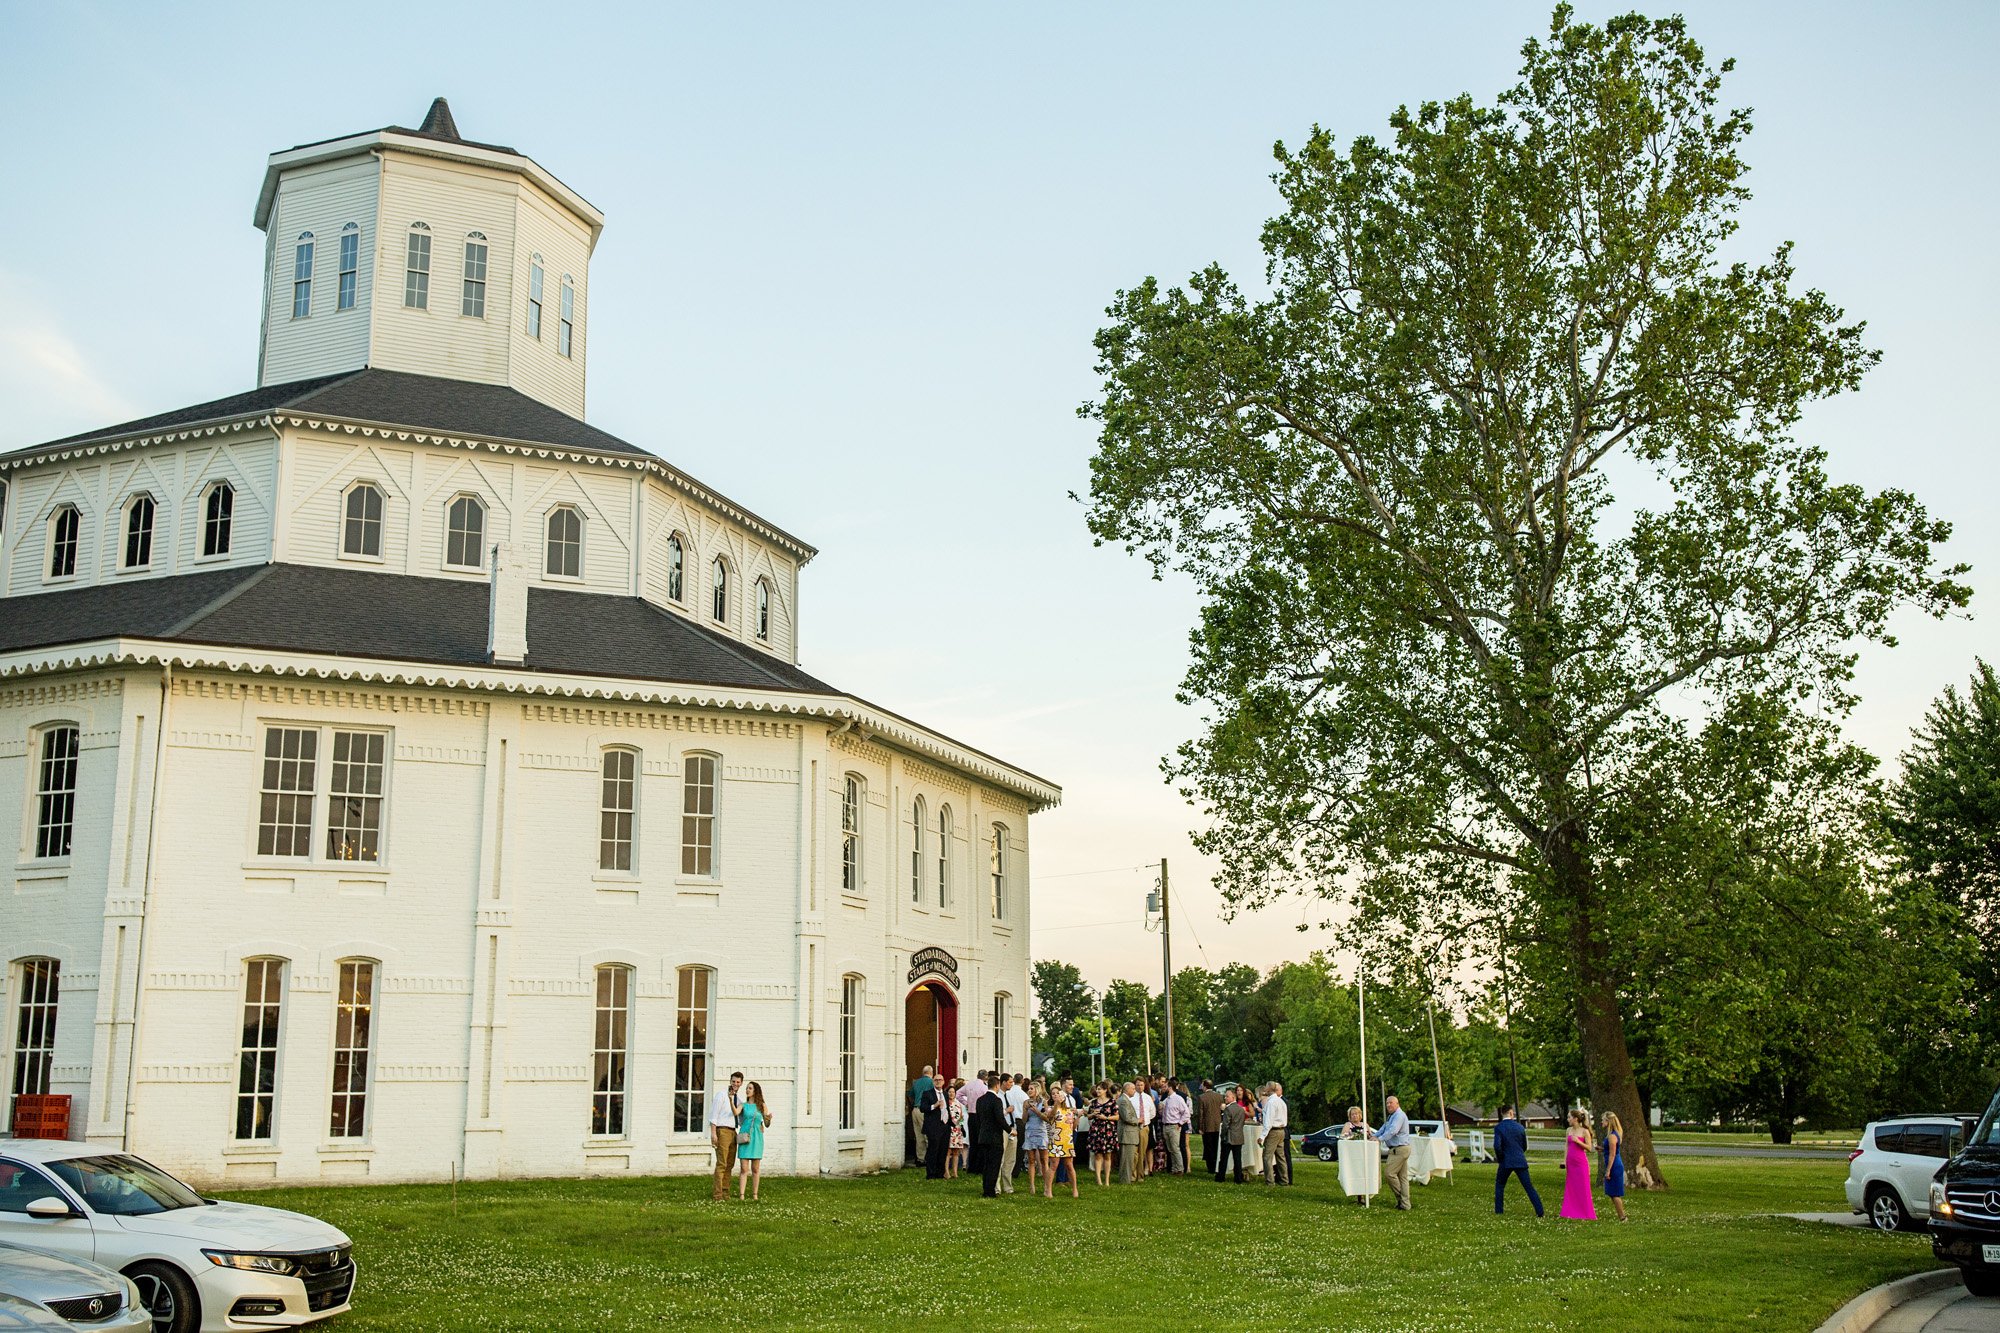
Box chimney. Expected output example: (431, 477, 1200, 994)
(488, 543, 528, 665)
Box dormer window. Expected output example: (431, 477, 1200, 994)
(121, 493, 156, 570)
(404, 224, 431, 309)
(755, 579, 772, 642)
(666, 533, 685, 602)
(462, 232, 488, 318)
(545, 505, 582, 578)
(202, 481, 234, 557)
(337, 223, 360, 311)
(559, 277, 575, 357)
(47, 504, 80, 580)
(292, 232, 315, 318)
(528, 256, 544, 339)
(342, 482, 384, 558)
(446, 494, 486, 570)
(711, 557, 728, 624)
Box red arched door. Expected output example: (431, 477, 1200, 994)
(905, 981, 958, 1085)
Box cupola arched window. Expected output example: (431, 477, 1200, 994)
(337, 223, 360, 310)
(936, 804, 954, 909)
(202, 481, 234, 557)
(461, 231, 488, 318)
(840, 773, 863, 893)
(666, 533, 685, 602)
(121, 493, 155, 570)
(47, 504, 80, 579)
(342, 482, 384, 558)
(710, 557, 729, 623)
(292, 232, 315, 318)
(445, 494, 486, 570)
(404, 223, 432, 309)
(991, 823, 1009, 920)
(755, 579, 772, 642)
(545, 505, 583, 578)
(559, 276, 575, 357)
(527, 255, 544, 338)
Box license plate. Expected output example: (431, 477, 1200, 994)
(1984, 1244, 2000, 1265)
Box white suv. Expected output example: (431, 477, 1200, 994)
(0, 1140, 353, 1331)
(1845, 1116, 1968, 1232)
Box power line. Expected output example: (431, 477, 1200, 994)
(1033, 918, 1141, 932)
(1030, 863, 1155, 883)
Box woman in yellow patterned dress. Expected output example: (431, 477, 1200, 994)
(1045, 1091, 1079, 1198)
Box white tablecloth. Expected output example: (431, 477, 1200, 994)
(1337, 1136, 1380, 1197)
(1413, 1134, 1455, 1182)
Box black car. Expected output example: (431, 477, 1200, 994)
(1928, 1083, 2000, 1298)
(1299, 1126, 1347, 1162)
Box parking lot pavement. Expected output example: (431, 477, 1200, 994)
(1868, 1285, 2000, 1332)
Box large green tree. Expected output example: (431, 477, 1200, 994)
(1081, 8, 1967, 1187)
(1883, 661, 2000, 961)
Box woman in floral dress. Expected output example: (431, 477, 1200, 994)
(946, 1078, 968, 1180)
(1046, 1092, 1079, 1197)
(1088, 1082, 1120, 1187)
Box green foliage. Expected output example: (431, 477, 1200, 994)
(1079, 5, 1968, 1178)
(1028, 960, 1094, 1050)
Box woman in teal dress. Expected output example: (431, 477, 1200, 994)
(736, 1082, 772, 1201)
(1600, 1110, 1628, 1222)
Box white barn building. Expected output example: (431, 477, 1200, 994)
(0, 100, 1057, 1187)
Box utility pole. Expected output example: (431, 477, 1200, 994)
(1141, 991, 1154, 1076)
(1159, 858, 1176, 1081)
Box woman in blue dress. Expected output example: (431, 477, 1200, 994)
(736, 1081, 772, 1201)
(1021, 1080, 1052, 1194)
(1600, 1110, 1627, 1222)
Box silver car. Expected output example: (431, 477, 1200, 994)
(0, 1245, 149, 1331)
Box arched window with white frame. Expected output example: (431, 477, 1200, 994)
(31, 723, 79, 860)
(681, 752, 718, 877)
(755, 579, 773, 642)
(599, 747, 638, 872)
(527, 254, 545, 338)
(711, 557, 729, 624)
(404, 223, 432, 309)
(328, 959, 376, 1138)
(559, 276, 575, 356)
(666, 533, 685, 602)
(445, 494, 486, 570)
(993, 992, 1009, 1068)
(202, 481, 234, 557)
(990, 824, 1010, 920)
(337, 223, 360, 310)
(936, 804, 953, 909)
(672, 964, 714, 1132)
(46, 504, 80, 579)
(840, 773, 863, 894)
(546, 505, 583, 578)
(292, 231, 315, 318)
(235, 957, 286, 1140)
(839, 974, 863, 1130)
(342, 482, 384, 558)
(461, 231, 488, 317)
(121, 493, 156, 570)
(910, 796, 927, 904)
(591, 964, 632, 1137)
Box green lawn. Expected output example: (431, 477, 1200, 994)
(1649, 1130, 1861, 1149)
(232, 1156, 1937, 1331)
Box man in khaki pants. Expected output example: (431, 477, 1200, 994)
(708, 1070, 745, 1201)
(1116, 1082, 1143, 1183)
(1378, 1094, 1414, 1210)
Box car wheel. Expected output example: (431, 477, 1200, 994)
(1317, 1146, 1334, 1162)
(1963, 1269, 2000, 1299)
(126, 1262, 199, 1333)
(1865, 1185, 1907, 1233)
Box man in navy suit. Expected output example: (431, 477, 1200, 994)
(975, 1082, 1011, 1197)
(1493, 1104, 1544, 1216)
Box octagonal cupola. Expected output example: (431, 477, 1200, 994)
(253, 98, 604, 419)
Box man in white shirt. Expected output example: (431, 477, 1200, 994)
(708, 1070, 745, 1201)
(997, 1073, 1024, 1193)
(960, 1070, 990, 1173)
(1137, 1079, 1158, 1178)
(1262, 1081, 1290, 1185)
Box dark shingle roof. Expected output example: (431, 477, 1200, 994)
(281, 97, 521, 159)
(0, 564, 836, 696)
(16, 368, 652, 459)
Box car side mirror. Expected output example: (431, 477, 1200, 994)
(25, 1196, 78, 1220)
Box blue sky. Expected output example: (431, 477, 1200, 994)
(4, 2, 1995, 989)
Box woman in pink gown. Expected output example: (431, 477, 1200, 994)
(1560, 1109, 1597, 1219)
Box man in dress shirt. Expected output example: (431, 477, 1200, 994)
(708, 1070, 745, 1201)
(910, 1064, 935, 1166)
(996, 1073, 1023, 1193)
(1261, 1082, 1290, 1185)
(1378, 1094, 1414, 1210)
(1492, 1104, 1544, 1216)
(1159, 1082, 1192, 1174)
(1136, 1078, 1158, 1178)
(974, 1078, 1009, 1197)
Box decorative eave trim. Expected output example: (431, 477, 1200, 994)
(0, 639, 1061, 811)
(1, 411, 818, 565)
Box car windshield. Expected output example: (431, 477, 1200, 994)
(1976, 1086, 2000, 1147)
(46, 1155, 203, 1216)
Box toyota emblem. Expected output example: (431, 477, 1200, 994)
(85, 1299, 104, 1317)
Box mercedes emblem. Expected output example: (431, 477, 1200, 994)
(1986, 1188, 2000, 1214)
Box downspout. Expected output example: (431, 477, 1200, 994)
(120, 659, 172, 1149)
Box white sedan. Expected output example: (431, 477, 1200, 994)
(0, 1141, 353, 1332)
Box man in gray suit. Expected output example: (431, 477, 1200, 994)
(1117, 1081, 1143, 1184)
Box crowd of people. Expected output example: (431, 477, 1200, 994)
(702, 1061, 1632, 1222)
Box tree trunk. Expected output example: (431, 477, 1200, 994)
(1769, 1119, 1794, 1145)
(1557, 838, 1670, 1190)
